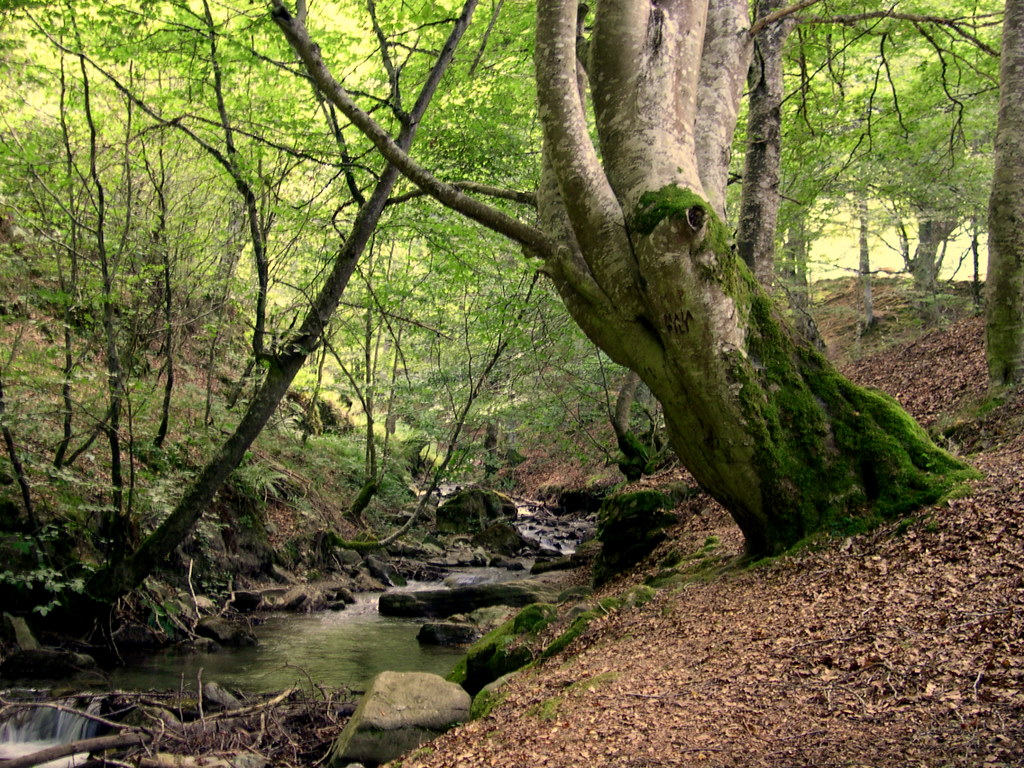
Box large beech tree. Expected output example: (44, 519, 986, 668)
(987, 0, 1024, 387)
(276, 0, 970, 556)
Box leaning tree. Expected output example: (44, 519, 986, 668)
(275, 0, 971, 556)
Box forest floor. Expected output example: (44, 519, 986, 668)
(395, 283, 1024, 768)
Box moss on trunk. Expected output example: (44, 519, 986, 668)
(628, 184, 975, 557)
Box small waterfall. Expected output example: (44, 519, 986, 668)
(0, 697, 104, 768)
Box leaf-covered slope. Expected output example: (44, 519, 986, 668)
(394, 297, 1023, 768)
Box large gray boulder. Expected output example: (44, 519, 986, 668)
(378, 579, 561, 618)
(329, 671, 469, 767)
(436, 488, 516, 534)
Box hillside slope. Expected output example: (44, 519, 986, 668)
(396, 311, 1024, 767)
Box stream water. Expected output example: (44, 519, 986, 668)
(0, 497, 594, 761)
(110, 591, 465, 694)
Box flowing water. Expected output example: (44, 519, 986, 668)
(0, 698, 103, 767)
(109, 591, 465, 694)
(0, 496, 593, 761)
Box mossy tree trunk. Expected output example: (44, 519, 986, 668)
(281, 0, 971, 557)
(532, 0, 969, 556)
(987, 0, 1024, 388)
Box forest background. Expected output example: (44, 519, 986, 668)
(0, 0, 1015, 620)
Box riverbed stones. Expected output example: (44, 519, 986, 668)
(0, 647, 97, 679)
(329, 671, 469, 767)
(471, 521, 528, 557)
(378, 578, 561, 618)
(365, 555, 405, 587)
(435, 488, 516, 534)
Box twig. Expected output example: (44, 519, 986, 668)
(187, 558, 200, 620)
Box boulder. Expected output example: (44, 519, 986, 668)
(365, 555, 406, 588)
(0, 648, 98, 679)
(592, 491, 677, 586)
(270, 585, 326, 612)
(195, 616, 258, 647)
(436, 488, 516, 534)
(329, 671, 469, 767)
(452, 603, 558, 695)
(471, 522, 527, 556)
(416, 622, 479, 646)
(378, 579, 561, 619)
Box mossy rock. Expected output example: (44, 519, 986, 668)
(448, 603, 557, 696)
(436, 488, 517, 534)
(592, 491, 677, 586)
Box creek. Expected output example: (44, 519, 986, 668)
(110, 590, 465, 694)
(0, 494, 595, 763)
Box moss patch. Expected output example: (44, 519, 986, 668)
(448, 603, 558, 695)
(568, 671, 618, 693)
(526, 696, 563, 721)
(632, 185, 731, 258)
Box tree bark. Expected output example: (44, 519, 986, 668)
(82, 0, 481, 604)
(534, 0, 969, 556)
(986, 0, 1024, 388)
(858, 200, 875, 330)
(736, 0, 791, 285)
(285, 0, 971, 557)
(911, 216, 957, 323)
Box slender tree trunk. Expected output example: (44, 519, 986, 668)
(858, 200, 875, 331)
(970, 220, 982, 314)
(910, 216, 957, 324)
(78, 46, 130, 560)
(202, 0, 270, 362)
(736, 0, 791, 286)
(986, 0, 1024, 388)
(779, 215, 823, 349)
(83, 0, 480, 604)
(53, 56, 79, 469)
(146, 145, 174, 449)
(0, 369, 37, 530)
(611, 369, 650, 481)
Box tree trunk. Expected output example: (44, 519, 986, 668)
(534, 0, 969, 556)
(82, 0, 481, 605)
(910, 216, 957, 324)
(986, 0, 1024, 388)
(0, 368, 37, 530)
(858, 200, 875, 331)
(611, 370, 650, 481)
(78, 46, 131, 560)
(736, 0, 791, 286)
